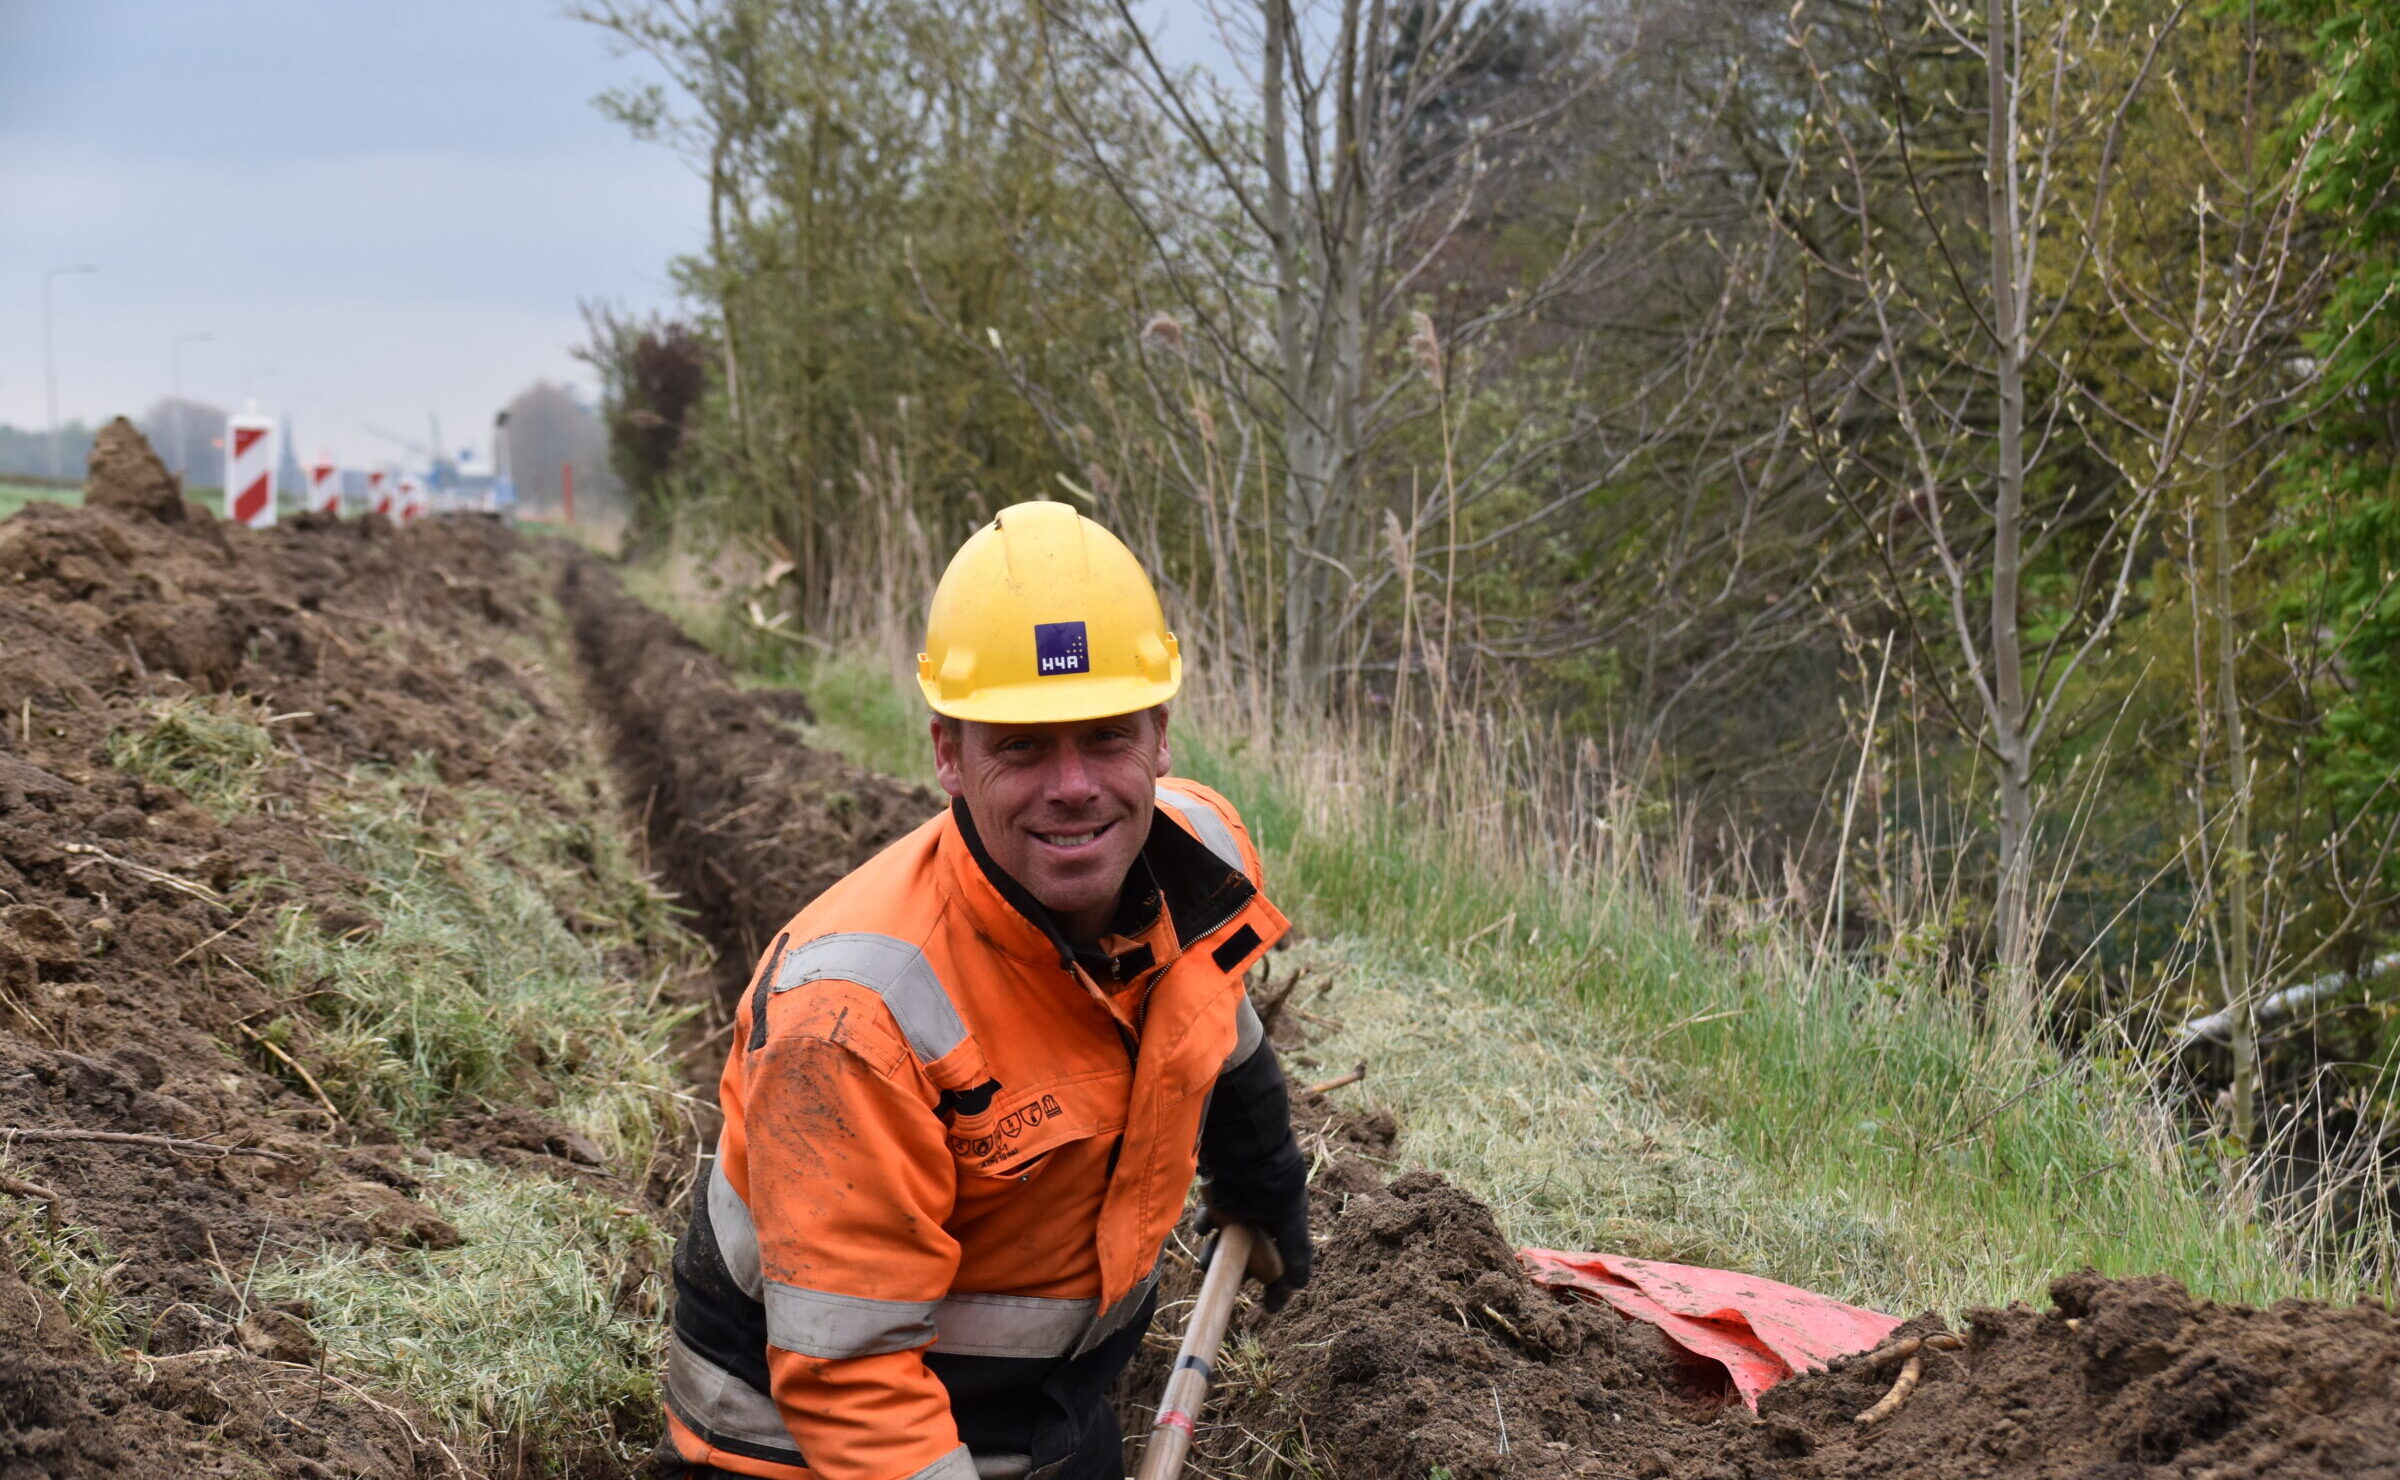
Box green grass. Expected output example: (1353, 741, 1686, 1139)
(266, 755, 701, 1161)
(0, 480, 80, 520)
(1179, 731, 2340, 1315)
(108, 695, 284, 820)
(0, 1187, 135, 1355)
(252, 1153, 669, 1455)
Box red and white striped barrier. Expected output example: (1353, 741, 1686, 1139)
(397, 475, 426, 523)
(224, 415, 277, 528)
(307, 456, 340, 516)
(368, 469, 393, 519)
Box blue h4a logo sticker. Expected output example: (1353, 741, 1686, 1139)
(1034, 621, 1090, 675)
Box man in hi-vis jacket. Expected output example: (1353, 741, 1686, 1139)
(658, 502, 1312, 1480)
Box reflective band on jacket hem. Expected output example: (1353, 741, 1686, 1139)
(664, 1332, 803, 1458)
(1224, 994, 1265, 1070)
(911, 1445, 981, 1480)
(707, 1152, 764, 1301)
(1073, 1266, 1160, 1358)
(1155, 785, 1245, 876)
(765, 1281, 940, 1359)
(933, 1291, 1098, 1358)
(774, 932, 968, 1064)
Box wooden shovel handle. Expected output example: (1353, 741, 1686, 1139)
(1135, 1223, 1258, 1480)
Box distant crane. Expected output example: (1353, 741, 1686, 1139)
(362, 421, 456, 489)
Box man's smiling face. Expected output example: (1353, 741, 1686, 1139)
(932, 707, 1171, 942)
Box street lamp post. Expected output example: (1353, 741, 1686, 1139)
(42, 264, 98, 479)
(170, 330, 214, 479)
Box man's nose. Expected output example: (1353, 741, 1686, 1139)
(1042, 745, 1100, 805)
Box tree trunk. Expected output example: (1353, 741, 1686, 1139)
(2211, 416, 2258, 1145)
(1985, 0, 2036, 1029)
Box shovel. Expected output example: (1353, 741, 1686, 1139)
(1134, 1222, 1267, 1480)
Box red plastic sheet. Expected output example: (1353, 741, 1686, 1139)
(1517, 1248, 1902, 1409)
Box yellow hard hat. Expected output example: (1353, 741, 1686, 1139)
(918, 500, 1182, 724)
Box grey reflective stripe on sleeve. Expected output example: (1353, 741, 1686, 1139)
(1223, 994, 1265, 1071)
(707, 1152, 764, 1301)
(1072, 1265, 1161, 1358)
(973, 1453, 1034, 1480)
(664, 1332, 804, 1459)
(932, 1291, 1099, 1359)
(774, 932, 968, 1063)
(909, 1445, 981, 1480)
(1155, 785, 1246, 876)
(764, 1281, 940, 1359)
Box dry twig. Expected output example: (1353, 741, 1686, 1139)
(231, 1021, 345, 1125)
(60, 843, 227, 908)
(1302, 1063, 1367, 1096)
(0, 1171, 68, 1227)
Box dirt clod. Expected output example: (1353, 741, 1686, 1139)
(82, 415, 188, 525)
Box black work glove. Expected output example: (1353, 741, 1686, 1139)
(1197, 1041, 1312, 1313)
(1196, 1189, 1311, 1312)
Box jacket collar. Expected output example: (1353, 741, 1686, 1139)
(940, 794, 1257, 975)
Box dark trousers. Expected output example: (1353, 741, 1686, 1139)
(657, 1289, 1153, 1480)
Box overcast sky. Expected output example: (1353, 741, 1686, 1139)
(0, 0, 707, 468)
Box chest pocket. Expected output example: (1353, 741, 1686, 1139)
(945, 1080, 1091, 1178)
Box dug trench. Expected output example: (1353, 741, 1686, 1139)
(0, 422, 2394, 1478)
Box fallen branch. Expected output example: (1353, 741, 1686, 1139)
(0, 1128, 297, 1164)
(1854, 1353, 1921, 1425)
(1303, 1063, 1368, 1096)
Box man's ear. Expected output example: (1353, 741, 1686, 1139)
(1151, 704, 1172, 779)
(930, 717, 967, 798)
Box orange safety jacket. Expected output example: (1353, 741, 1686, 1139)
(662, 778, 1292, 1480)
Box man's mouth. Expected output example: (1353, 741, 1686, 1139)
(1032, 821, 1113, 850)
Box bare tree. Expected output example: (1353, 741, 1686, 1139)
(1780, 0, 2189, 1022)
(1009, 0, 1751, 707)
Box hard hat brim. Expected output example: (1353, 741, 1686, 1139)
(920, 670, 1181, 726)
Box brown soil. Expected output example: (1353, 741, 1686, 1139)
(1725, 1271, 2400, 1478)
(0, 437, 716, 1477)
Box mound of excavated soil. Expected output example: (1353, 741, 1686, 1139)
(0, 433, 760, 1477)
(4, 450, 700, 1468)
(1723, 1270, 2400, 1478)
(558, 556, 935, 985)
(0, 515, 538, 1475)
(1154, 1141, 2400, 1479)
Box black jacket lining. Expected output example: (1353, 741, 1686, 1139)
(951, 796, 1256, 972)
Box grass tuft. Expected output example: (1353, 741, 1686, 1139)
(107, 694, 281, 820)
(0, 1187, 135, 1354)
(253, 1153, 669, 1460)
